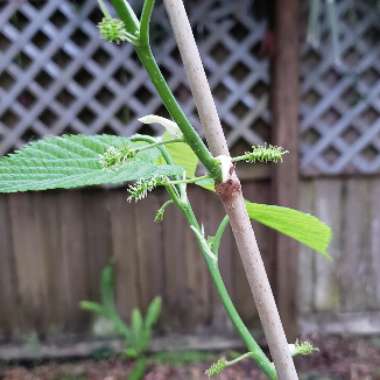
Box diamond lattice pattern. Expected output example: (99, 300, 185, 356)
(0, 0, 269, 156)
(300, 0, 380, 174)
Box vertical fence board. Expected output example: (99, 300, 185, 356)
(58, 190, 89, 331)
(134, 193, 164, 311)
(298, 181, 315, 314)
(0, 196, 18, 339)
(8, 193, 50, 335)
(340, 180, 376, 311)
(162, 199, 189, 331)
(32, 191, 65, 335)
(272, 0, 300, 339)
(107, 190, 139, 321)
(313, 180, 342, 312)
(83, 190, 112, 303)
(186, 187, 212, 328)
(370, 180, 380, 307)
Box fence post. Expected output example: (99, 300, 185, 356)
(272, 0, 300, 340)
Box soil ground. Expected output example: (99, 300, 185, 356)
(1, 336, 380, 380)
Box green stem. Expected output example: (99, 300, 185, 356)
(110, 0, 140, 34)
(130, 135, 181, 197)
(111, 2, 218, 177)
(97, 0, 111, 18)
(170, 199, 276, 380)
(205, 260, 276, 379)
(226, 352, 254, 367)
(231, 154, 250, 163)
(167, 175, 209, 185)
(211, 215, 229, 256)
(134, 46, 221, 181)
(135, 138, 184, 153)
(140, 0, 155, 47)
(130, 135, 173, 167)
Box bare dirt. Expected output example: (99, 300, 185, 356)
(1, 336, 380, 380)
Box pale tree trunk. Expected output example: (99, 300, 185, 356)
(162, 1, 299, 379)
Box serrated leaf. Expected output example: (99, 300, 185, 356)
(0, 134, 182, 193)
(245, 201, 332, 259)
(160, 132, 198, 177)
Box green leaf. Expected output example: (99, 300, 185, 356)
(144, 296, 162, 329)
(161, 132, 198, 177)
(128, 358, 148, 380)
(194, 180, 332, 258)
(245, 201, 332, 259)
(209, 215, 229, 256)
(131, 308, 143, 336)
(100, 264, 115, 312)
(80, 301, 105, 315)
(0, 134, 182, 193)
(195, 177, 215, 191)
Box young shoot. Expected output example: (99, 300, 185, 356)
(154, 199, 174, 222)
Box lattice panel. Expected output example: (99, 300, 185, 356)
(300, 0, 380, 174)
(0, 0, 270, 155)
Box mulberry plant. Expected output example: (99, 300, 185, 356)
(0, 1, 331, 379)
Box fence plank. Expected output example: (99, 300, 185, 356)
(0, 196, 18, 339)
(185, 187, 212, 328)
(161, 197, 189, 331)
(106, 190, 140, 321)
(8, 193, 49, 335)
(313, 179, 342, 312)
(370, 179, 380, 307)
(83, 190, 112, 303)
(32, 191, 66, 335)
(298, 180, 315, 314)
(340, 179, 375, 311)
(134, 192, 165, 311)
(272, 0, 300, 340)
(58, 190, 89, 331)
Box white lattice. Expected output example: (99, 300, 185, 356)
(0, 0, 270, 155)
(2, 0, 380, 174)
(300, 0, 380, 174)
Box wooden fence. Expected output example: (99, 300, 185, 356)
(2, 175, 380, 342)
(298, 177, 380, 335)
(0, 179, 276, 342)
(1, 0, 380, 346)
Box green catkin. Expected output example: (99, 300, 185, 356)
(205, 357, 227, 377)
(293, 340, 319, 356)
(99, 145, 136, 169)
(127, 176, 168, 202)
(244, 144, 288, 164)
(98, 17, 130, 44)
